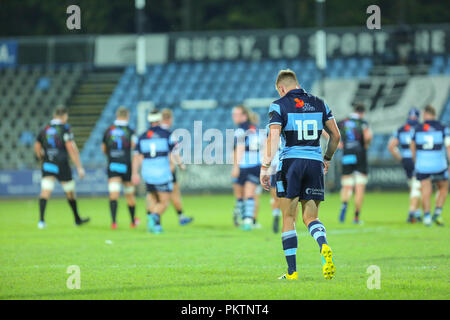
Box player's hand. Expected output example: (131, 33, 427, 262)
(132, 173, 140, 185)
(77, 167, 85, 179)
(323, 161, 330, 175)
(260, 168, 271, 191)
(179, 163, 186, 171)
(231, 166, 239, 178)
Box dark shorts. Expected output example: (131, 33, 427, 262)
(146, 182, 173, 193)
(42, 161, 72, 182)
(107, 162, 131, 182)
(341, 151, 368, 175)
(233, 166, 261, 186)
(416, 169, 449, 182)
(276, 158, 325, 201)
(270, 174, 277, 188)
(401, 158, 415, 180)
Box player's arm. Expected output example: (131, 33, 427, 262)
(131, 152, 143, 185)
(445, 129, 450, 167)
(323, 118, 341, 174)
(101, 143, 106, 154)
(410, 140, 416, 163)
(363, 127, 373, 149)
(66, 140, 85, 179)
(260, 124, 281, 190)
(388, 137, 402, 162)
(34, 141, 43, 162)
(321, 129, 330, 141)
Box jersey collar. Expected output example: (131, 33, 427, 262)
(349, 112, 361, 120)
(114, 120, 128, 126)
(50, 119, 63, 125)
(286, 88, 306, 96)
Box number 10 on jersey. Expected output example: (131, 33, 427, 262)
(295, 120, 318, 140)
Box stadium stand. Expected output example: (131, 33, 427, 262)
(0, 64, 84, 169)
(81, 57, 374, 166)
(2, 55, 449, 170)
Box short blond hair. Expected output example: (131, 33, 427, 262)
(161, 108, 173, 120)
(116, 106, 129, 118)
(275, 69, 299, 90)
(249, 111, 260, 125)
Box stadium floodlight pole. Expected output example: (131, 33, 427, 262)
(315, 0, 326, 98)
(136, 0, 146, 80)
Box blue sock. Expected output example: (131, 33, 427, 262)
(434, 207, 442, 217)
(244, 198, 254, 220)
(424, 211, 431, 217)
(339, 202, 347, 222)
(272, 208, 281, 217)
(151, 213, 160, 225)
(408, 211, 414, 218)
(281, 230, 297, 275)
(236, 198, 244, 218)
(415, 209, 422, 218)
(308, 220, 328, 252)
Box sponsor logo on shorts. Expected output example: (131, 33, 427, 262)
(305, 188, 324, 195)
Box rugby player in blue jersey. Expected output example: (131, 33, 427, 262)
(260, 70, 341, 280)
(388, 108, 422, 223)
(132, 109, 177, 234)
(231, 105, 264, 231)
(410, 105, 449, 227)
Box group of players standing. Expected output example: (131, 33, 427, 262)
(33, 68, 448, 281)
(35, 106, 193, 232)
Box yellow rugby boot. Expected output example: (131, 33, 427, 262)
(278, 271, 298, 280)
(321, 244, 335, 280)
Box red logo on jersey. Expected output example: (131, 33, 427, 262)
(423, 123, 430, 131)
(294, 98, 304, 108)
(147, 130, 154, 138)
(404, 124, 410, 131)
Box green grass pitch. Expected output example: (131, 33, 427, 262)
(0, 192, 449, 300)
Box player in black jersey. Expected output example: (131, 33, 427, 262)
(34, 107, 90, 229)
(101, 107, 138, 229)
(337, 103, 373, 224)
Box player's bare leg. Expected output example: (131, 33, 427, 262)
(108, 177, 121, 229)
(278, 197, 299, 279)
(241, 181, 256, 230)
(407, 177, 422, 223)
(301, 199, 335, 280)
(38, 177, 55, 229)
(339, 174, 354, 223)
(232, 183, 244, 226)
(123, 181, 138, 227)
(420, 179, 433, 226)
(253, 192, 261, 228)
(353, 173, 368, 224)
(433, 179, 448, 226)
(146, 191, 170, 234)
(171, 182, 193, 226)
(270, 187, 281, 233)
(61, 180, 89, 226)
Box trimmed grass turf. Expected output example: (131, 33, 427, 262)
(0, 192, 449, 300)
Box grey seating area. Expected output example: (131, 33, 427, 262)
(0, 64, 84, 169)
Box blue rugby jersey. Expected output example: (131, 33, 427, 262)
(392, 122, 417, 159)
(412, 120, 449, 174)
(268, 88, 334, 162)
(234, 121, 261, 168)
(135, 125, 176, 185)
